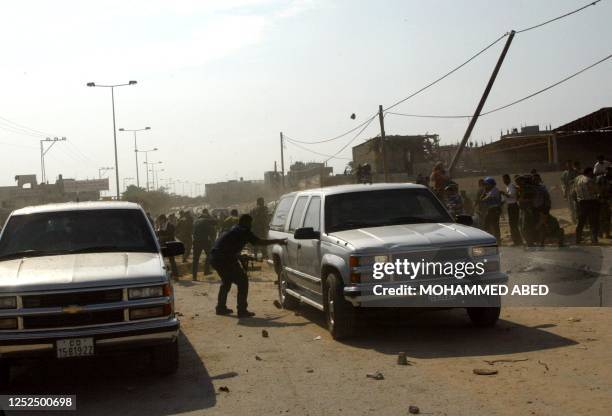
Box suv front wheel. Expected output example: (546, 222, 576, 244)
(277, 264, 300, 310)
(325, 273, 356, 340)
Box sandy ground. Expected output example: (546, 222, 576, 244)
(5, 261, 612, 416)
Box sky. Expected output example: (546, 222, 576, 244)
(0, 0, 610, 196)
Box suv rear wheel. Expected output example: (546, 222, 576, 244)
(466, 307, 500, 327)
(277, 264, 300, 310)
(325, 273, 356, 340)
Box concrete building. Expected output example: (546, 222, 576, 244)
(0, 174, 109, 223)
(478, 108, 612, 173)
(352, 134, 439, 176)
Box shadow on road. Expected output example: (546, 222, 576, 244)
(296, 305, 578, 359)
(235, 315, 311, 329)
(5, 331, 215, 416)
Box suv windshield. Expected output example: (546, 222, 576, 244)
(325, 188, 453, 233)
(0, 209, 158, 260)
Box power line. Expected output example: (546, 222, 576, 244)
(323, 116, 377, 163)
(516, 0, 601, 33)
(386, 52, 612, 119)
(284, 0, 602, 146)
(284, 139, 352, 160)
(384, 33, 510, 112)
(0, 114, 56, 137)
(283, 112, 378, 144)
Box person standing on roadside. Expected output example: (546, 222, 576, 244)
(157, 214, 179, 278)
(210, 214, 287, 318)
(596, 167, 611, 239)
(430, 162, 449, 200)
(480, 177, 502, 245)
(561, 160, 580, 223)
(575, 167, 599, 244)
(501, 174, 522, 246)
(250, 197, 270, 259)
(220, 209, 240, 233)
(175, 210, 194, 263)
(192, 209, 217, 280)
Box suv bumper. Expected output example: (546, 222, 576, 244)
(0, 317, 179, 359)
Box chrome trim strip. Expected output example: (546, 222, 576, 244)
(284, 266, 321, 283)
(0, 281, 167, 297)
(0, 297, 171, 318)
(96, 330, 178, 345)
(285, 288, 324, 311)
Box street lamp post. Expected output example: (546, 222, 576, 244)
(119, 126, 150, 188)
(143, 160, 162, 191)
(139, 148, 158, 191)
(87, 80, 137, 199)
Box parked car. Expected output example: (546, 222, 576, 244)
(0, 201, 184, 385)
(267, 183, 507, 339)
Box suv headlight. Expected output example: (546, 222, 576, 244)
(0, 296, 17, 309)
(352, 255, 390, 267)
(471, 246, 498, 257)
(128, 286, 164, 300)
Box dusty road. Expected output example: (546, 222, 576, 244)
(5, 262, 612, 416)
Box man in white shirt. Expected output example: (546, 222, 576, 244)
(594, 155, 610, 176)
(502, 174, 522, 245)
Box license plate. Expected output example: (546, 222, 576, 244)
(428, 294, 456, 303)
(56, 337, 94, 359)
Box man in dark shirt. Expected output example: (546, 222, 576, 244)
(210, 214, 287, 317)
(192, 209, 217, 280)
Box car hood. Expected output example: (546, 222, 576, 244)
(328, 223, 496, 252)
(0, 252, 166, 292)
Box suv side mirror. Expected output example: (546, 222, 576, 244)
(161, 241, 185, 257)
(294, 227, 320, 240)
(455, 214, 473, 226)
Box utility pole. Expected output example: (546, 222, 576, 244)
(40, 137, 67, 184)
(378, 105, 388, 182)
(98, 166, 114, 179)
(448, 30, 516, 177)
(280, 132, 285, 188)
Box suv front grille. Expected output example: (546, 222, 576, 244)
(22, 289, 123, 308)
(22, 309, 125, 330)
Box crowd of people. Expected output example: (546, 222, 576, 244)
(422, 155, 611, 247)
(149, 197, 278, 318)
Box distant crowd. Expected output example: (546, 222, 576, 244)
(150, 197, 272, 279)
(421, 155, 611, 247)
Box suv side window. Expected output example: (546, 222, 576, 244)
(289, 196, 309, 232)
(270, 196, 295, 231)
(302, 196, 321, 232)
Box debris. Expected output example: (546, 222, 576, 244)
(273, 300, 282, 309)
(397, 352, 409, 365)
(537, 360, 549, 371)
(586, 338, 597, 342)
(238, 334, 243, 338)
(567, 317, 581, 323)
(366, 371, 385, 380)
(262, 329, 269, 338)
(408, 405, 420, 414)
(176, 312, 184, 317)
(313, 335, 322, 341)
(473, 368, 498, 376)
(484, 358, 528, 365)
(255, 355, 262, 361)
(195, 313, 199, 317)
(218, 386, 230, 393)
(306, 368, 314, 373)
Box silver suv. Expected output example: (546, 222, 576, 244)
(268, 184, 507, 339)
(0, 202, 184, 385)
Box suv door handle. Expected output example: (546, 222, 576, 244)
(297, 243, 302, 249)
